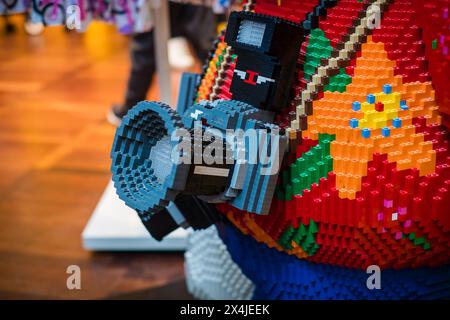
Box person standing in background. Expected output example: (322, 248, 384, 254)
(108, 1, 223, 125)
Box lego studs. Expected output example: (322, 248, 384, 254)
(375, 102, 384, 112)
(361, 128, 371, 139)
(366, 94, 375, 104)
(349, 84, 405, 138)
(349, 118, 359, 128)
(382, 84, 392, 94)
(382, 127, 391, 137)
(392, 118, 402, 128)
(400, 100, 408, 110)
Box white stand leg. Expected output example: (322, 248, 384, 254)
(151, 0, 172, 104)
(82, 181, 189, 251)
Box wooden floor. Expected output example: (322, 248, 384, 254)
(0, 17, 195, 299)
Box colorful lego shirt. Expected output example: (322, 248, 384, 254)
(197, 0, 450, 270)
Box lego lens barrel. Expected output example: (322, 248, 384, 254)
(110, 101, 190, 216)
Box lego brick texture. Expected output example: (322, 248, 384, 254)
(185, 225, 255, 300)
(104, 0, 450, 300)
(218, 221, 450, 300)
(195, 0, 450, 299)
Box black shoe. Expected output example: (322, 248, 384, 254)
(4, 22, 16, 35)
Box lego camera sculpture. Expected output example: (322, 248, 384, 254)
(112, 1, 450, 300)
(111, 11, 303, 239)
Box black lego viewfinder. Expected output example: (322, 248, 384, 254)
(224, 11, 305, 113)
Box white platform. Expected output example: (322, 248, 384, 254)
(82, 181, 189, 251)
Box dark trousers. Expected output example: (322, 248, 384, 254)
(123, 2, 218, 109)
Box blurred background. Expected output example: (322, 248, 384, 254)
(0, 1, 227, 299)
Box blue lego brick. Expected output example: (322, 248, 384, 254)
(350, 118, 359, 128)
(383, 84, 392, 94)
(382, 127, 391, 137)
(176, 73, 201, 115)
(352, 101, 361, 111)
(361, 128, 371, 138)
(392, 118, 402, 128)
(217, 221, 450, 300)
(366, 94, 375, 104)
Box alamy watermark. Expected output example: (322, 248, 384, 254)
(66, 265, 81, 290)
(367, 4, 381, 30)
(366, 265, 381, 290)
(66, 5, 81, 30)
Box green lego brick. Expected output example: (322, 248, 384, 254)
(308, 219, 319, 233)
(278, 225, 296, 249)
(277, 134, 336, 200)
(404, 232, 432, 251)
(292, 178, 302, 195)
(414, 236, 425, 246)
(304, 28, 352, 91)
(324, 68, 352, 93)
(278, 219, 321, 256)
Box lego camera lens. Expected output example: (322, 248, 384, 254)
(110, 101, 190, 216)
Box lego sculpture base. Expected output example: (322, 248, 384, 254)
(82, 181, 189, 251)
(217, 222, 450, 300)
